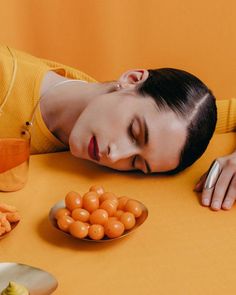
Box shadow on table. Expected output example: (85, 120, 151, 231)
(37, 216, 132, 251)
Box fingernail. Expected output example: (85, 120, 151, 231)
(212, 200, 220, 209)
(223, 200, 231, 209)
(202, 198, 210, 206)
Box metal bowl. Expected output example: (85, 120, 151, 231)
(49, 199, 148, 243)
(0, 262, 58, 295)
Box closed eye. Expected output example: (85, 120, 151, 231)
(128, 119, 136, 143)
(128, 118, 140, 145)
(128, 116, 152, 174)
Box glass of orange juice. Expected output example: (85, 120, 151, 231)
(0, 132, 30, 192)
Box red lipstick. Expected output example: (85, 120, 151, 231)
(88, 136, 100, 161)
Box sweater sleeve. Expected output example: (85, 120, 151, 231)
(215, 98, 236, 133)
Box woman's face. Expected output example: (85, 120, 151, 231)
(69, 90, 187, 174)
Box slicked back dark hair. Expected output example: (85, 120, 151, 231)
(137, 68, 217, 174)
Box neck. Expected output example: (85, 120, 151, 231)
(40, 71, 116, 145)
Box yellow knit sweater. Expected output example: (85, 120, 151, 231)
(215, 98, 236, 133)
(0, 45, 95, 154)
(0, 45, 234, 155)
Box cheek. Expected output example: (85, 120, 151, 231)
(68, 100, 103, 152)
(72, 99, 114, 135)
(68, 96, 134, 159)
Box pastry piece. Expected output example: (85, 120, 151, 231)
(0, 203, 17, 213)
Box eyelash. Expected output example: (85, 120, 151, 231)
(128, 119, 148, 173)
(131, 155, 137, 169)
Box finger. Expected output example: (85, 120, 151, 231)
(222, 174, 236, 210)
(210, 166, 234, 211)
(194, 172, 208, 192)
(201, 169, 218, 206)
(201, 186, 214, 207)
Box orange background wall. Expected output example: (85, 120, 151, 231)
(0, 0, 235, 99)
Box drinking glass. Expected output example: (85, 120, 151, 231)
(0, 131, 30, 192)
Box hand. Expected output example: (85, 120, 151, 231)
(194, 151, 236, 211)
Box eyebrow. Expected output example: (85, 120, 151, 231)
(143, 117, 149, 145)
(141, 117, 151, 174)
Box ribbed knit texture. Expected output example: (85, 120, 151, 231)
(0, 45, 96, 154)
(215, 98, 236, 133)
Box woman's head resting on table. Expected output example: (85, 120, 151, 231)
(42, 68, 217, 174)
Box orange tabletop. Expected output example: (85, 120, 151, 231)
(1, 132, 236, 295)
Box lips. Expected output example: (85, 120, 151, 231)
(88, 136, 100, 161)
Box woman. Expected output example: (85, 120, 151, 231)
(0, 44, 226, 207)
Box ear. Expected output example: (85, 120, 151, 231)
(118, 69, 149, 89)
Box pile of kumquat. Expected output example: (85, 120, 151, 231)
(53, 185, 143, 240)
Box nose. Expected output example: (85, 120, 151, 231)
(107, 142, 139, 163)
